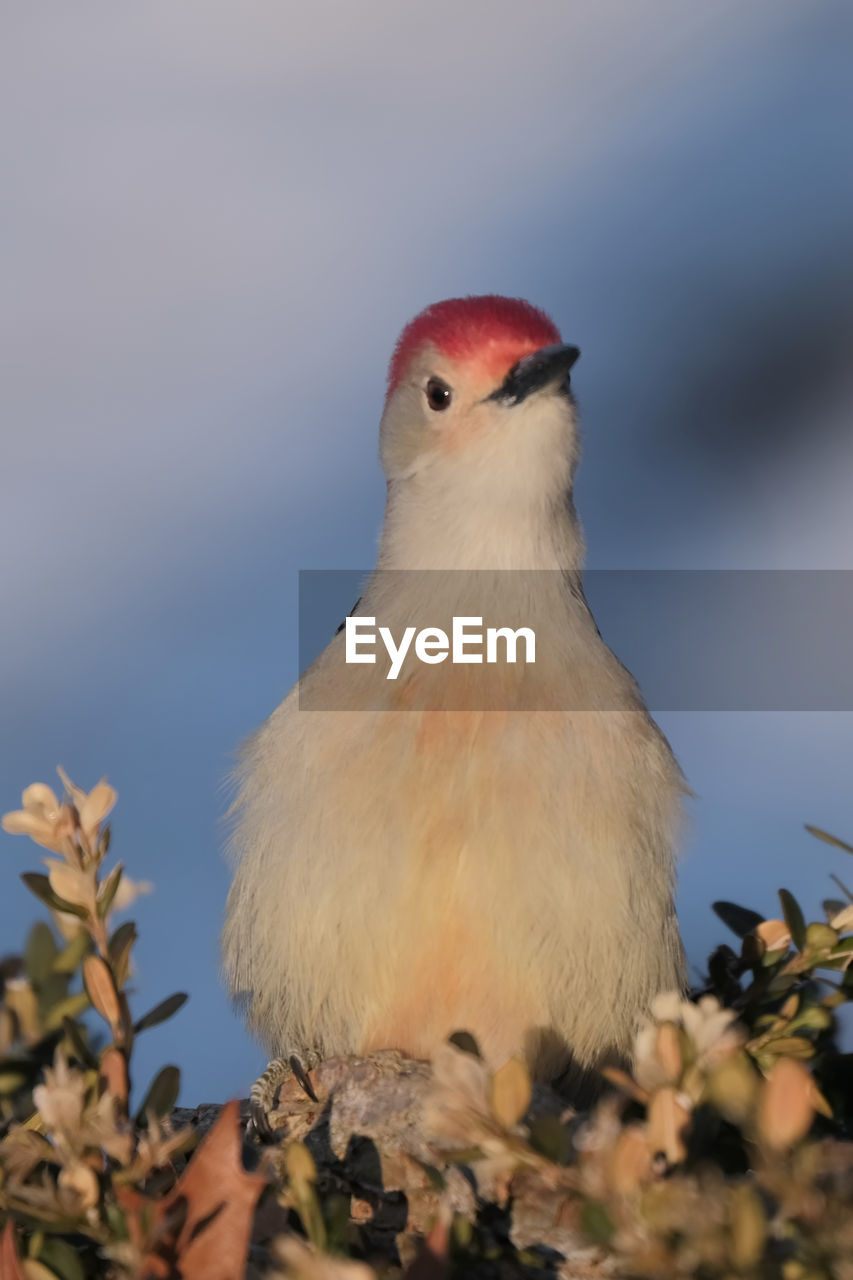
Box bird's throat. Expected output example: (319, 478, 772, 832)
(377, 483, 584, 573)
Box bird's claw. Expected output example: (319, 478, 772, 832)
(289, 1052, 319, 1103)
(246, 1050, 321, 1143)
(248, 1096, 278, 1143)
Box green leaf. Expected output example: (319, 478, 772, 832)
(133, 992, 188, 1035)
(529, 1113, 571, 1164)
(104, 1203, 129, 1242)
(779, 889, 807, 950)
(322, 1193, 352, 1255)
(581, 1201, 615, 1247)
(764, 1036, 815, 1059)
(20, 873, 88, 919)
(0, 1071, 30, 1096)
(805, 824, 853, 856)
(828, 937, 853, 952)
(414, 1161, 447, 1192)
(830, 873, 853, 903)
(108, 921, 137, 988)
(24, 922, 58, 985)
(97, 861, 124, 918)
(791, 1005, 832, 1032)
(136, 1065, 180, 1122)
(37, 972, 71, 1017)
(37, 1236, 87, 1280)
(61, 1015, 98, 1069)
(451, 1215, 473, 1249)
(53, 929, 92, 975)
(765, 970, 799, 996)
(817, 936, 853, 969)
(43, 991, 91, 1033)
(444, 1146, 486, 1165)
(712, 900, 765, 939)
(805, 922, 839, 951)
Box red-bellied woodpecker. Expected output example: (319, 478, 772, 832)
(223, 295, 686, 1134)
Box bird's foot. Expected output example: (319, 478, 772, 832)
(248, 1049, 321, 1143)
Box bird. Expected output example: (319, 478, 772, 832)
(222, 295, 686, 1132)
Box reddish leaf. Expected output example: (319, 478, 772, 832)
(0, 1221, 25, 1280)
(114, 1185, 159, 1263)
(99, 1046, 128, 1105)
(404, 1209, 451, 1280)
(83, 955, 122, 1031)
(141, 1099, 266, 1279)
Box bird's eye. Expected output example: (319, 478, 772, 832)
(425, 377, 452, 411)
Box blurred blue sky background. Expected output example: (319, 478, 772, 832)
(1, 1, 852, 1103)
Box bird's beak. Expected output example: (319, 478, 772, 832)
(488, 343, 580, 406)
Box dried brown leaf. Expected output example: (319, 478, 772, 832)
(647, 1087, 690, 1165)
(654, 1023, 683, 1083)
(730, 1183, 767, 1269)
(270, 1236, 376, 1279)
(99, 1047, 128, 1104)
(82, 955, 121, 1031)
(2, 784, 76, 857)
(47, 863, 96, 917)
(58, 1160, 100, 1212)
(604, 1124, 654, 1195)
(76, 779, 117, 845)
(805, 824, 853, 856)
(489, 1058, 531, 1129)
(142, 1098, 266, 1279)
(757, 1058, 815, 1151)
(754, 919, 792, 952)
(20, 1264, 57, 1280)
